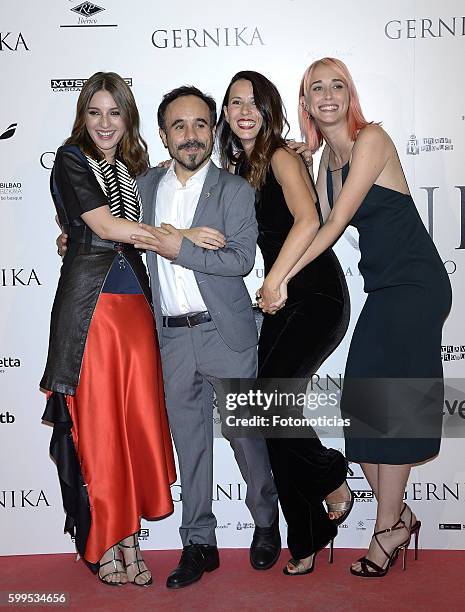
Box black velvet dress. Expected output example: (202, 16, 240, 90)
(241, 162, 351, 559)
(328, 164, 452, 464)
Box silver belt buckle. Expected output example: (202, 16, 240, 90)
(187, 315, 193, 328)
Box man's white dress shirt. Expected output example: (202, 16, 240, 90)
(155, 160, 210, 316)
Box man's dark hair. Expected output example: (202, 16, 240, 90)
(157, 85, 217, 131)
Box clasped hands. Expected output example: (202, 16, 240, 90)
(131, 223, 226, 259)
(256, 280, 288, 315)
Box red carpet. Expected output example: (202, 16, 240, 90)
(0, 548, 463, 611)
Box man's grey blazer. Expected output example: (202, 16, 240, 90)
(137, 162, 259, 352)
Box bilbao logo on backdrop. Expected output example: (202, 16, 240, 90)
(61, 1, 117, 28)
(0, 269, 41, 287)
(151, 26, 264, 49)
(385, 16, 465, 39)
(50, 77, 132, 93)
(0, 489, 51, 508)
(1, 180, 22, 202)
(0, 32, 29, 51)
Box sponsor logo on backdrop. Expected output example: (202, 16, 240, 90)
(407, 134, 454, 155)
(0, 123, 17, 141)
(0, 489, 50, 508)
(385, 17, 465, 39)
(0, 357, 21, 373)
(236, 521, 254, 530)
(406, 482, 463, 501)
(442, 345, 465, 362)
(51, 77, 132, 92)
(353, 490, 375, 503)
(138, 529, 150, 541)
(0, 32, 29, 51)
(439, 523, 463, 530)
(61, 1, 117, 28)
(217, 523, 231, 529)
(0, 181, 22, 202)
(151, 27, 264, 49)
(0, 269, 42, 287)
(0, 411, 15, 424)
(72, 2, 104, 17)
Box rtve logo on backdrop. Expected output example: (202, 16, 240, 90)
(385, 16, 465, 39)
(152, 27, 264, 49)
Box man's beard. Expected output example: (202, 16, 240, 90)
(171, 139, 212, 172)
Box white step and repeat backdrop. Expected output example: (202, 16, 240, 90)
(1, 0, 464, 556)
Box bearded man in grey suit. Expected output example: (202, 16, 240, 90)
(131, 86, 280, 589)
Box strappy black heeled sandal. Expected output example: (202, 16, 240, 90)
(119, 534, 153, 587)
(98, 546, 127, 586)
(400, 502, 421, 560)
(350, 516, 410, 578)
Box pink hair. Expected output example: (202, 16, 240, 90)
(298, 57, 372, 153)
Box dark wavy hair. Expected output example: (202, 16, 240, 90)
(216, 70, 289, 190)
(65, 72, 149, 176)
(157, 85, 217, 131)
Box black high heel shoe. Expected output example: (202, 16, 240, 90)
(119, 534, 153, 587)
(350, 515, 411, 578)
(400, 502, 421, 560)
(283, 537, 335, 576)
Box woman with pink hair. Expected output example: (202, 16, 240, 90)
(275, 57, 452, 576)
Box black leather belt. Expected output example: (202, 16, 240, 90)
(162, 311, 212, 328)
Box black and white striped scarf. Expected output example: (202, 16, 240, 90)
(85, 156, 142, 222)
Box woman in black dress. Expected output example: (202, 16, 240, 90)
(216, 71, 352, 575)
(41, 72, 176, 586)
(276, 57, 452, 576)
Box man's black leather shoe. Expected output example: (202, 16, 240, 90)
(166, 542, 220, 589)
(250, 517, 281, 570)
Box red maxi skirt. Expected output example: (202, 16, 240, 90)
(45, 262, 176, 565)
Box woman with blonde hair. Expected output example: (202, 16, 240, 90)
(272, 57, 451, 576)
